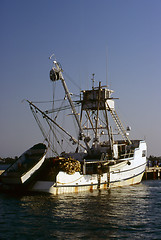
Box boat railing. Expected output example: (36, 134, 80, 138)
(119, 151, 134, 159)
(84, 159, 113, 165)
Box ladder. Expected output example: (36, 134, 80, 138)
(109, 108, 132, 144)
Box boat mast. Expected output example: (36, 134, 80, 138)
(50, 60, 90, 151)
(94, 81, 101, 144)
(80, 77, 113, 155)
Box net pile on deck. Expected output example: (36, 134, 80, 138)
(55, 157, 81, 175)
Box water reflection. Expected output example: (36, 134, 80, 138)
(1, 181, 161, 239)
(22, 184, 150, 239)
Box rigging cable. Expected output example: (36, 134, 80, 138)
(45, 117, 64, 152)
(30, 106, 58, 155)
(64, 71, 81, 91)
(45, 102, 81, 114)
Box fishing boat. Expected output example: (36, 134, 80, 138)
(26, 56, 147, 194)
(0, 143, 47, 185)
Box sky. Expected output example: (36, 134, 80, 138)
(0, 0, 161, 158)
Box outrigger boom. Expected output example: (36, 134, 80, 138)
(27, 100, 87, 151)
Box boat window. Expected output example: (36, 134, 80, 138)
(142, 150, 146, 157)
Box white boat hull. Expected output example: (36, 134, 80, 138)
(30, 141, 147, 195)
(31, 171, 145, 195)
(1, 155, 46, 185)
(1, 143, 47, 185)
(21, 154, 46, 184)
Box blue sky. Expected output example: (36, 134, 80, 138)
(0, 0, 161, 157)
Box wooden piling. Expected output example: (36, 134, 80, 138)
(143, 167, 161, 180)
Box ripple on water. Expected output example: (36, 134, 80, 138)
(0, 180, 161, 239)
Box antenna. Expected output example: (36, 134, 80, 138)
(91, 73, 95, 89)
(106, 47, 108, 87)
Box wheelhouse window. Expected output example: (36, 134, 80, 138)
(142, 150, 146, 157)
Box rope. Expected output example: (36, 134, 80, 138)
(57, 175, 84, 185)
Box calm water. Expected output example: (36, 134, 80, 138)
(0, 180, 161, 240)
